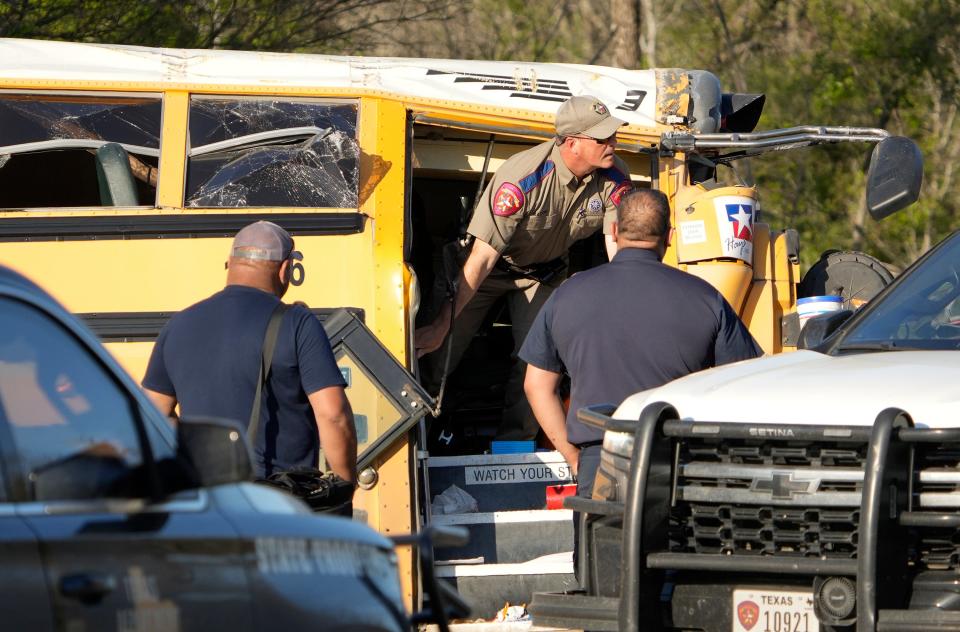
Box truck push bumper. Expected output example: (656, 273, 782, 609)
(531, 403, 960, 632)
(528, 591, 620, 631)
(877, 610, 960, 631)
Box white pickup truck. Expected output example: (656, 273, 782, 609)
(531, 229, 960, 632)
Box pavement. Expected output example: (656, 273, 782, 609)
(422, 622, 579, 632)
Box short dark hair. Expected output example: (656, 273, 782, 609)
(617, 189, 670, 242)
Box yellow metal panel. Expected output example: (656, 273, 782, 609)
(360, 98, 409, 361)
(158, 91, 188, 209)
(357, 97, 416, 608)
(105, 341, 158, 384)
(741, 278, 778, 354)
(681, 261, 753, 314)
(659, 155, 682, 268)
(773, 230, 799, 352)
(413, 138, 520, 174)
(751, 223, 773, 280)
(0, 230, 373, 314)
(673, 184, 759, 264)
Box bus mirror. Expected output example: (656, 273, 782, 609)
(720, 93, 766, 133)
(688, 71, 722, 133)
(867, 136, 923, 220)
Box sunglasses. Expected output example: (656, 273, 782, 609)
(569, 134, 617, 145)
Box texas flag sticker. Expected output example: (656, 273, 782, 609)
(726, 203, 753, 239)
(713, 195, 755, 262)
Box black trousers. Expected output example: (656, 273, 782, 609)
(572, 443, 602, 584)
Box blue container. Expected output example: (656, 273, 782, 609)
(797, 295, 844, 329)
(490, 440, 536, 454)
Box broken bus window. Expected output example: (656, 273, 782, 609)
(186, 97, 359, 208)
(0, 94, 161, 210)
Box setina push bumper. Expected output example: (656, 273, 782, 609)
(529, 402, 960, 632)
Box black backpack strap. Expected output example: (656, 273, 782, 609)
(247, 302, 291, 440)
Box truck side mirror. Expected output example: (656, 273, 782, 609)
(798, 309, 854, 350)
(866, 136, 923, 220)
(177, 417, 254, 487)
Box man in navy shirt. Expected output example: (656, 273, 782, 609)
(143, 221, 357, 483)
(520, 189, 761, 568)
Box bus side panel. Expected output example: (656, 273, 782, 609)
(0, 228, 374, 378)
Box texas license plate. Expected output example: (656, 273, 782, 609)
(732, 589, 819, 632)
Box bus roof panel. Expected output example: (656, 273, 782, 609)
(0, 38, 661, 129)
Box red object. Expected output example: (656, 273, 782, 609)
(546, 483, 577, 509)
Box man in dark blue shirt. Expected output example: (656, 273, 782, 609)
(143, 221, 356, 483)
(520, 189, 761, 568)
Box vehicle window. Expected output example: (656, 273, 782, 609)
(840, 233, 960, 351)
(186, 97, 359, 208)
(0, 94, 161, 210)
(335, 349, 406, 455)
(0, 298, 147, 501)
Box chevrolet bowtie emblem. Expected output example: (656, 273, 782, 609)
(751, 472, 818, 499)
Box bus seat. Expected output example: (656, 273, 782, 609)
(95, 143, 139, 207)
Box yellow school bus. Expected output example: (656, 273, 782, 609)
(0, 38, 920, 609)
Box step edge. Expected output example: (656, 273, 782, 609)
(436, 553, 573, 577)
(427, 452, 568, 467)
(431, 510, 573, 525)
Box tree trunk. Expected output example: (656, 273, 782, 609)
(610, 0, 639, 69)
(638, 0, 656, 67)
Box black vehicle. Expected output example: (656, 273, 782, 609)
(0, 263, 463, 631)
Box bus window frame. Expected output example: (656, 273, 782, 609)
(0, 89, 165, 212)
(184, 94, 362, 211)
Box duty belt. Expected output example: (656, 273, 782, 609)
(494, 256, 567, 284)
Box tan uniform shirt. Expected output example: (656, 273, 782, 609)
(467, 140, 633, 268)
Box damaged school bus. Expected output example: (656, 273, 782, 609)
(0, 38, 921, 612)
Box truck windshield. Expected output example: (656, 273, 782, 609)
(837, 232, 960, 351)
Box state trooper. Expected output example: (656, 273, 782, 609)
(415, 95, 634, 440)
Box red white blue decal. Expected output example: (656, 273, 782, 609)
(726, 202, 753, 239)
(493, 183, 525, 217)
(610, 182, 632, 207)
(713, 195, 756, 262)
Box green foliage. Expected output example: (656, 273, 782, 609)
(647, 0, 960, 269)
(0, 0, 449, 53)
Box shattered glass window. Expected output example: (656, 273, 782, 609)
(0, 94, 161, 209)
(186, 98, 359, 208)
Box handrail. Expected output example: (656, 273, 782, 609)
(662, 125, 890, 153)
(188, 126, 329, 156)
(0, 138, 159, 157)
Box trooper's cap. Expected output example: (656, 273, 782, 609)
(230, 221, 302, 262)
(555, 95, 626, 139)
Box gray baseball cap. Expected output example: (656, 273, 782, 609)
(230, 221, 302, 262)
(555, 95, 626, 139)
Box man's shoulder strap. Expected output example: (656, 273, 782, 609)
(247, 302, 291, 440)
(260, 302, 291, 377)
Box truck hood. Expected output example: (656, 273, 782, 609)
(614, 350, 960, 427)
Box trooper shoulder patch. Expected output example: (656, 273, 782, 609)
(493, 183, 525, 217)
(610, 181, 633, 207)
